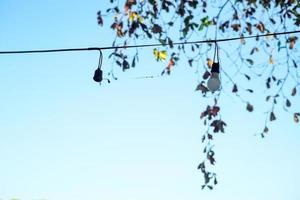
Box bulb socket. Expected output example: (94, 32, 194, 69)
(93, 68, 103, 82)
(211, 62, 220, 73)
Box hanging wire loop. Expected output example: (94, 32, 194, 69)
(213, 42, 220, 63)
(97, 49, 103, 69)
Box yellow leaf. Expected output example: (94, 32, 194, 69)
(128, 12, 143, 23)
(207, 58, 213, 68)
(159, 50, 167, 60)
(129, 12, 138, 21)
(153, 48, 167, 61)
(138, 16, 144, 23)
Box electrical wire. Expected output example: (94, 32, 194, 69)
(0, 30, 299, 55)
(97, 50, 103, 69)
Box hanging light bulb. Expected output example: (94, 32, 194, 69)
(207, 62, 221, 92)
(207, 42, 221, 92)
(93, 67, 103, 82)
(93, 49, 104, 83)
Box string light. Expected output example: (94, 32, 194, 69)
(207, 42, 221, 92)
(93, 50, 104, 83)
(0, 30, 299, 84)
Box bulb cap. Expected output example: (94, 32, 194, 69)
(211, 62, 220, 73)
(93, 68, 103, 82)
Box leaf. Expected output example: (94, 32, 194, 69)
(166, 58, 175, 74)
(244, 74, 251, 80)
(201, 134, 206, 142)
(288, 36, 298, 49)
(202, 71, 210, 80)
(250, 47, 259, 55)
(246, 59, 254, 65)
(294, 113, 300, 123)
(240, 36, 246, 44)
(188, 59, 193, 67)
(207, 154, 216, 165)
(266, 77, 271, 89)
(195, 83, 209, 94)
(159, 38, 166, 45)
(269, 55, 274, 64)
(286, 99, 291, 107)
(270, 111, 276, 121)
(207, 185, 213, 190)
(124, 0, 137, 12)
(97, 11, 104, 26)
(246, 102, 254, 112)
(197, 161, 205, 171)
(214, 177, 218, 185)
(256, 22, 265, 33)
(122, 60, 130, 71)
(207, 58, 213, 68)
(199, 16, 212, 31)
(137, 16, 144, 23)
(204, 172, 210, 184)
(232, 84, 238, 93)
(116, 60, 122, 66)
(292, 59, 298, 68)
(131, 56, 136, 68)
(210, 120, 226, 133)
(168, 37, 174, 48)
(153, 48, 167, 61)
(129, 12, 138, 21)
(211, 106, 220, 116)
(270, 17, 276, 24)
(292, 87, 297, 96)
(231, 23, 241, 31)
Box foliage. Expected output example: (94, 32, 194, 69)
(98, 0, 300, 189)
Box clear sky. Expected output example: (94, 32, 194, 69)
(0, 0, 300, 200)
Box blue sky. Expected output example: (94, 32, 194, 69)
(0, 0, 300, 200)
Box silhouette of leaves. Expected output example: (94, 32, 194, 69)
(99, 0, 300, 189)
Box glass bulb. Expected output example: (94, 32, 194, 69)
(207, 72, 221, 92)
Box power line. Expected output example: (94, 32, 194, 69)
(0, 30, 299, 55)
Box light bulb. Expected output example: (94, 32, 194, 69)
(207, 72, 221, 92)
(207, 62, 221, 92)
(93, 68, 103, 82)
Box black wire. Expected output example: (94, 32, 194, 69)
(98, 50, 103, 69)
(0, 30, 299, 54)
(213, 42, 219, 63)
